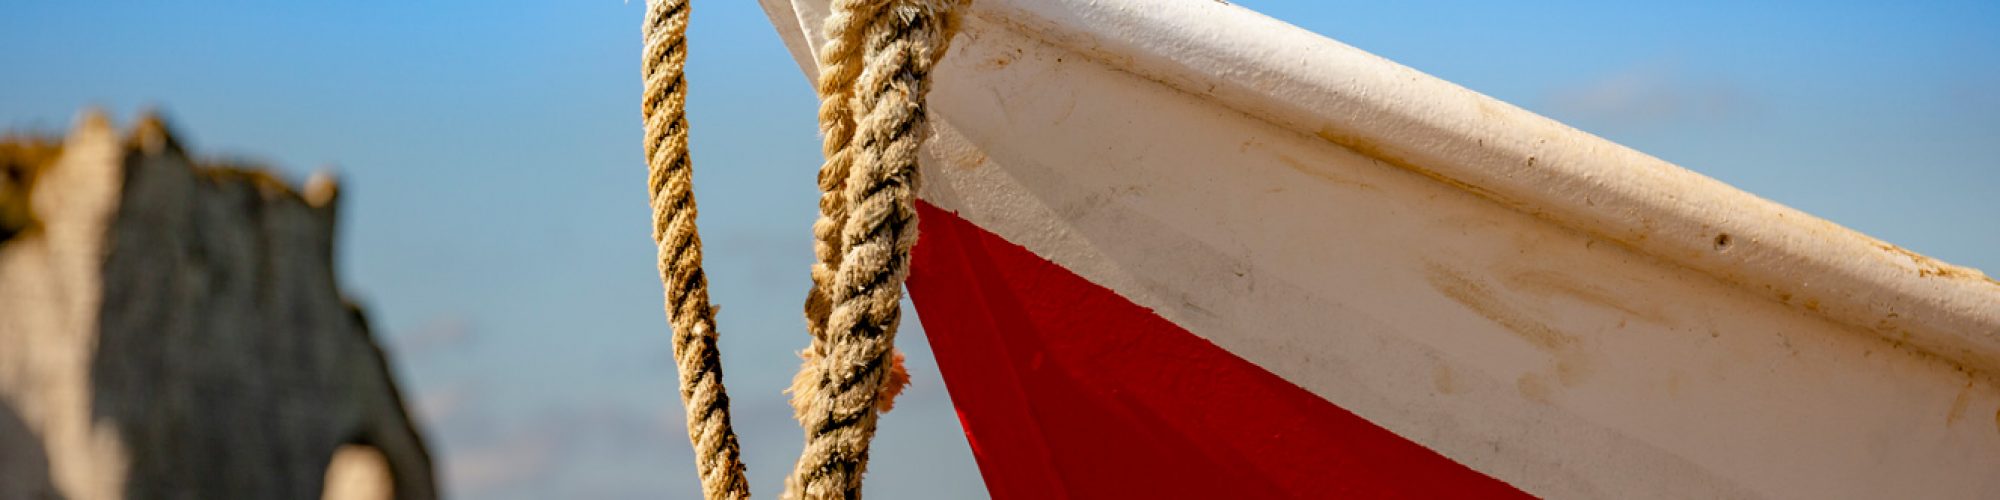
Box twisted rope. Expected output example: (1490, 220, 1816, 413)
(786, 1, 958, 498)
(800, 0, 902, 419)
(642, 0, 751, 498)
(642, 0, 957, 497)
(798, 0, 889, 430)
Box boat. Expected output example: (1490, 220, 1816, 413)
(759, 0, 2000, 497)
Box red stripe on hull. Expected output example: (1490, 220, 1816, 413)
(906, 201, 1528, 499)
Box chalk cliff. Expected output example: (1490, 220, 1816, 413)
(0, 111, 436, 500)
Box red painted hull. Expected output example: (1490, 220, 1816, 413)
(906, 201, 1527, 498)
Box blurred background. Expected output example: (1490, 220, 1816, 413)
(3, 1, 1994, 498)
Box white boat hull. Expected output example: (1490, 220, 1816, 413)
(763, 0, 2000, 497)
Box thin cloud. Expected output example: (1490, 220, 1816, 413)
(446, 431, 562, 495)
(389, 315, 477, 357)
(429, 393, 694, 498)
(411, 382, 474, 428)
(1543, 59, 1750, 126)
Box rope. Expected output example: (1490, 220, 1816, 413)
(798, 0, 888, 417)
(791, 0, 908, 482)
(642, 0, 958, 498)
(786, 1, 958, 498)
(641, 0, 752, 498)
(796, 0, 884, 432)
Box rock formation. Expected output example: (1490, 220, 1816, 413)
(0, 111, 437, 500)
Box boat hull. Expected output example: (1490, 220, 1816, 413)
(762, 0, 2000, 497)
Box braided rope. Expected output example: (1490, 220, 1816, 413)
(785, 1, 958, 498)
(641, 0, 751, 498)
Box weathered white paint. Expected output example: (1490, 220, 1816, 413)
(763, 0, 2000, 498)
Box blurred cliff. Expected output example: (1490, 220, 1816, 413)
(0, 111, 436, 500)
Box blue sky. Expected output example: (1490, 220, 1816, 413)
(3, 1, 1994, 498)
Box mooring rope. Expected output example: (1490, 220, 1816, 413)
(641, 0, 752, 498)
(800, 0, 886, 352)
(643, 0, 958, 498)
(785, 0, 956, 498)
(796, 0, 895, 456)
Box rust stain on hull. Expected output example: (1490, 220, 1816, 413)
(1947, 378, 1974, 427)
(1516, 374, 1553, 404)
(1428, 263, 1577, 353)
(1427, 262, 1596, 392)
(1876, 241, 1998, 286)
(1503, 269, 1677, 328)
(1315, 127, 1524, 215)
(1432, 364, 1458, 395)
(1270, 151, 1376, 191)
